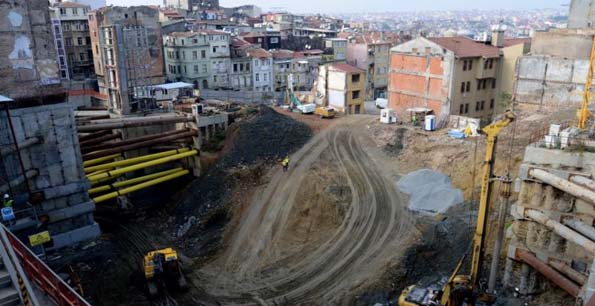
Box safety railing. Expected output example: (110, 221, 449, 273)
(4, 226, 91, 306)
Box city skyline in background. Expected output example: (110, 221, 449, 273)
(106, 0, 569, 13)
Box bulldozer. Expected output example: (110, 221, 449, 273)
(144, 248, 188, 297)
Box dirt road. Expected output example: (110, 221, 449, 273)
(194, 118, 417, 305)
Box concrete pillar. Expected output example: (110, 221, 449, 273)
(520, 263, 530, 295)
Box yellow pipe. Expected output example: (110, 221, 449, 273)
(89, 168, 183, 195)
(88, 150, 197, 183)
(83, 154, 121, 167)
(87, 169, 108, 178)
(84, 148, 190, 174)
(91, 174, 122, 186)
(93, 170, 190, 203)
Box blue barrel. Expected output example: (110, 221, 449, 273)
(1, 207, 15, 221)
(424, 115, 436, 131)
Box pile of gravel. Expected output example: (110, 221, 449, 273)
(397, 169, 464, 215)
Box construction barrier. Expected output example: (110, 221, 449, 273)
(6, 229, 91, 306)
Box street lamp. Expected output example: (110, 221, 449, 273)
(0, 95, 31, 197)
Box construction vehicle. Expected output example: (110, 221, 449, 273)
(578, 35, 595, 130)
(144, 248, 188, 297)
(315, 106, 336, 119)
(286, 73, 316, 114)
(399, 111, 515, 306)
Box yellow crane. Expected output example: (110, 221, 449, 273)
(578, 35, 595, 130)
(399, 111, 515, 306)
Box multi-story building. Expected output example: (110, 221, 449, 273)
(347, 39, 391, 100)
(324, 38, 348, 62)
(88, 6, 165, 115)
(241, 32, 282, 50)
(389, 36, 501, 124)
(50, 2, 95, 81)
(164, 0, 219, 11)
(50, 0, 106, 10)
(295, 49, 323, 89)
(163, 32, 210, 89)
(230, 37, 254, 91)
(316, 63, 366, 114)
(247, 48, 273, 92)
(206, 30, 231, 89)
(272, 49, 295, 92)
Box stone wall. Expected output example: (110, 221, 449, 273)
(0, 103, 100, 250)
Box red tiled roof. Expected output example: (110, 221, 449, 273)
(54, 1, 89, 8)
(329, 63, 364, 74)
(231, 37, 251, 48)
(271, 49, 294, 59)
(503, 37, 531, 48)
(168, 32, 199, 38)
(428, 36, 501, 58)
(247, 48, 271, 58)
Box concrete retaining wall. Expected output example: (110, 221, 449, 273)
(514, 55, 589, 110)
(0, 102, 99, 249)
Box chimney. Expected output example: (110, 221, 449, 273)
(491, 24, 505, 48)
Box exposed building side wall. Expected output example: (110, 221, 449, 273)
(388, 53, 448, 121)
(0, 0, 63, 102)
(568, 0, 595, 29)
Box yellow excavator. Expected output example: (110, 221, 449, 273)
(399, 111, 515, 306)
(144, 248, 188, 297)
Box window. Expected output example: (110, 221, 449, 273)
(264, 73, 268, 81)
(489, 59, 494, 69)
(202, 64, 207, 73)
(234, 64, 238, 72)
(182, 51, 185, 60)
(175, 51, 179, 59)
(212, 47, 217, 53)
(271, 37, 279, 43)
(256, 73, 260, 81)
(77, 37, 84, 45)
(73, 8, 78, 15)
(460, 104, 464, 114)
(352, 90, 360, 99)
(246, 63, 250, 71)
(240, 63, 244, 71)
(352, 74, 360, 83)
(475, 101, 480, 111)
(201, 50, 206, 58)
(490, 99, 495, 109)
(481, 100, 485, 110)
(492, 79, 496, 89)
(60, 8, 66, 15)
(184, 66, 187, 73)
(64, 24, 71, 31)
(194, 65, 199, 73)
(461, 82, 465, 93)
(193, 51, 198, 59)
(79, 53, 85, 61)
(463, 60, 467, 71)
(65, 38, 73, 46)
(468, 60, 472, 70)
(466, 81, 470, 92)
(477, 80, 481, 90)
(465, 103, 469, 114)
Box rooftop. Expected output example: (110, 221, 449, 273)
(150, 82, 194, 90)
(53, 1, 90, 8)
(428, 36, 501, 58)
(502, 37, 532, 48)
(246, 48, 271, 58)
(329, 63, 365, 74)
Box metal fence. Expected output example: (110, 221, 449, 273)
(200, 89, 286, 105)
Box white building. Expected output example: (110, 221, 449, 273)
(247, 48, 273, 92)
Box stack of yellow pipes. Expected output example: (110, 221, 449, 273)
(84, 148, 197, 203)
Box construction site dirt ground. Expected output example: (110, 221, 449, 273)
(60, 105, 576, 306)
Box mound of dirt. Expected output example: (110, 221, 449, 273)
(397, 169, 464, 215)
(170, 106, 313, 257)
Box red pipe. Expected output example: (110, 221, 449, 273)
(516, 249, 580, 297)
(81, 129, 189, 153)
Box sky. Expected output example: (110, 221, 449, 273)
(106, 0, 568, 13)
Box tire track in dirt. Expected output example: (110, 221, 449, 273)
(195, 118, 416, 305)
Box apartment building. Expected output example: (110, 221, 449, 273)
(164, 32, 210, 89)
(272, 50, 295, 92)
(389, 36, 501, 124)
(50, 0, 106, 10)
(50, 2, 95, 80)
(229, 37, 253, 90)
(207, 30, 231, 89)
(316, 63, 366, 114)
(247, 48, 273, 92)
(347, 39, 391, 100)
(165, 0, 219, 11)
(88, 6, 165, 115)
(324, 38, 348, 62)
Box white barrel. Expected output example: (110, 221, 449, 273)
(425, 115, 436, 131)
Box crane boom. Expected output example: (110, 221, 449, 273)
(578, 35, 595, 129)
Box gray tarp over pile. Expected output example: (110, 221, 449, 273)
(397, 169, 464, 215)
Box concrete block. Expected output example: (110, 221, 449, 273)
(42, 181, 89, 200)
(48, 222, 101, 250)
(47, 164, 64, 187)
(34, 175, 51, 190)
(48, 201, 95, 223)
